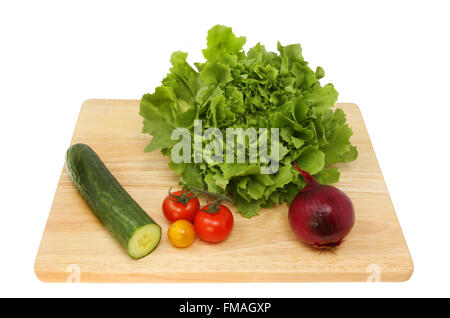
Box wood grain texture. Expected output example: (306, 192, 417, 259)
(34, 99, 413, 282)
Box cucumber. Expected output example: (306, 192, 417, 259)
(65, 143, 161, 259)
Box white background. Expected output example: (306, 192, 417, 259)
(1, 0, 449, 297)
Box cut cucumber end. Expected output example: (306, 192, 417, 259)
(128, 224, 162, 259)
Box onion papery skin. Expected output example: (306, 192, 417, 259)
(288, 183, 355, 248)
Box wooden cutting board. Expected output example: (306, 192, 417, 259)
(34, 99, 413, 282)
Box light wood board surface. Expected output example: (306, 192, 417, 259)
(34, 99, 413, 282)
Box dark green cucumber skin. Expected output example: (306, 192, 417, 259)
(65, 143, 161, 257)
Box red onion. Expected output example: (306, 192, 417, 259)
(288, 162, 355, 248)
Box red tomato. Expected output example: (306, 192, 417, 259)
(194, 204, 234, 243)
(162, 190, 200, 223)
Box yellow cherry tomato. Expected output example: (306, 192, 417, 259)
(167, 220, 196, 248)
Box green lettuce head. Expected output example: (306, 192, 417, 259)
(140, 25, 357, 217)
